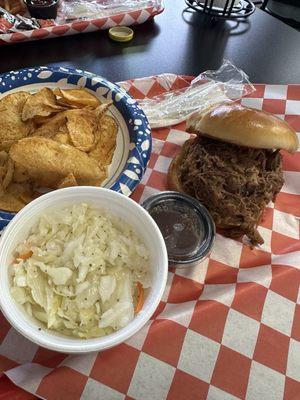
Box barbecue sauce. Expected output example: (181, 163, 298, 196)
(149, 201, 205, 259)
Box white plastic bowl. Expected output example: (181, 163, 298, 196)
(0, 187, 168, 353)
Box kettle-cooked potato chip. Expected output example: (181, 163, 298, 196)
(32, 112, 67, 138)
(0, 86, 119, 213)
(57, 173, 78, 189)
(22, 88, 65, 121)
(0, 167, 6, 182)
(56, 99, 78, 109)
(54, 88, 101, 108)
(53, 130, 72, 145)
(0, 151, 8, 166)
(94, 101, 113, 120)
(2, 158, 14, 190)
(11, 182, 34, 204)
(13, 163, 30, 183)
(0, 182, 33, 212)
(10, 137, 105, 188)
(0, 92, 33, 150)
(66, 109, 96, 152)
(32, 114, 57, 126)
(89, 115, 118, 172)
(0, 192, 25, 212)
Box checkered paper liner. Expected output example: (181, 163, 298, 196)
(0, 4, 163, 46)
(0, 75, 300, 400)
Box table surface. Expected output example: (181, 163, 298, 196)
(0, 3, 299, 399)
(1, 0, 300, 84)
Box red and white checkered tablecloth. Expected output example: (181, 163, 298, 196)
(0, 75, 299, 400)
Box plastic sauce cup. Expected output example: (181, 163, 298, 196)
(142, 191, 215, 268)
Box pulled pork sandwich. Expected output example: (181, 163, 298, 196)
(167, 102, 299, 246)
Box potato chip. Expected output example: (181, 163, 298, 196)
(2, 158, 14, 189)
(66, 109, 96, 152)
(0, 167, 6, 181)
(57, 173, 78, 189)
(94, 101, 113, 121)
(89, 115, 118, 173)
(10, 137, 105, 188)
(0, 152, 8, 180)
(0, 91, 30, 110)
(33, 114, 59, 126)
(33, 112, 67, 138)
(15, 182, 35, 204)
(56, 99, 78, 109)
(13, 163, 30, 183)
(54, 88, 101, 108)
(0, 86, 119, 213)
(0, 92, 33, 150)
(22, 88, 65, 121)
(58, 124, 69, 134)
(0, 192, 25, 212)
(0, 182, 33, 212)
(0, 151, 8, 166)
(53, 130, 72, 145)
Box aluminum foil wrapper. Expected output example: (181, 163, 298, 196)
(0, 6, 40, 33)
(0, 6, 15, 33)
(13, 14, 40, 31)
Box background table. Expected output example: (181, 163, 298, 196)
(0, 0, 300, 83)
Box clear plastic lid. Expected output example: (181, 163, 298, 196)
(142, 192, 215, 266)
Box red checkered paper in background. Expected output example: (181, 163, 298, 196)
(0, 6, 164, 45)
(0, 75, 299, 400)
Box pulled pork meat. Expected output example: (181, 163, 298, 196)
(178, 136, 284, 245)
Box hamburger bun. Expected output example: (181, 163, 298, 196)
(186, 102, 299, 153)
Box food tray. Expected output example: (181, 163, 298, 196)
(0, 2, 164, 45)
(0, 75, 299, 400)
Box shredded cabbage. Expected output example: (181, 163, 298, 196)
(10, 203, 150, 338)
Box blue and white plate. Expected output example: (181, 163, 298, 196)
(0, 66, 151, 228)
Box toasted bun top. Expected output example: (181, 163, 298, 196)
(186, 102, 299, 153)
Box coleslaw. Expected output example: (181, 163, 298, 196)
(10, 203, 150, 338)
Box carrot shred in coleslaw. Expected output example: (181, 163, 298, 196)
(135, 282, 144, 314)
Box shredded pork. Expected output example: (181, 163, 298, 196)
(177, 136, 284, 245)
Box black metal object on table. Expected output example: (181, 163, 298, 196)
(185, 0, 256, 19)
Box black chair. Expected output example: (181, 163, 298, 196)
(261, 0, 269, 8)
(260, 0, 300, 30)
